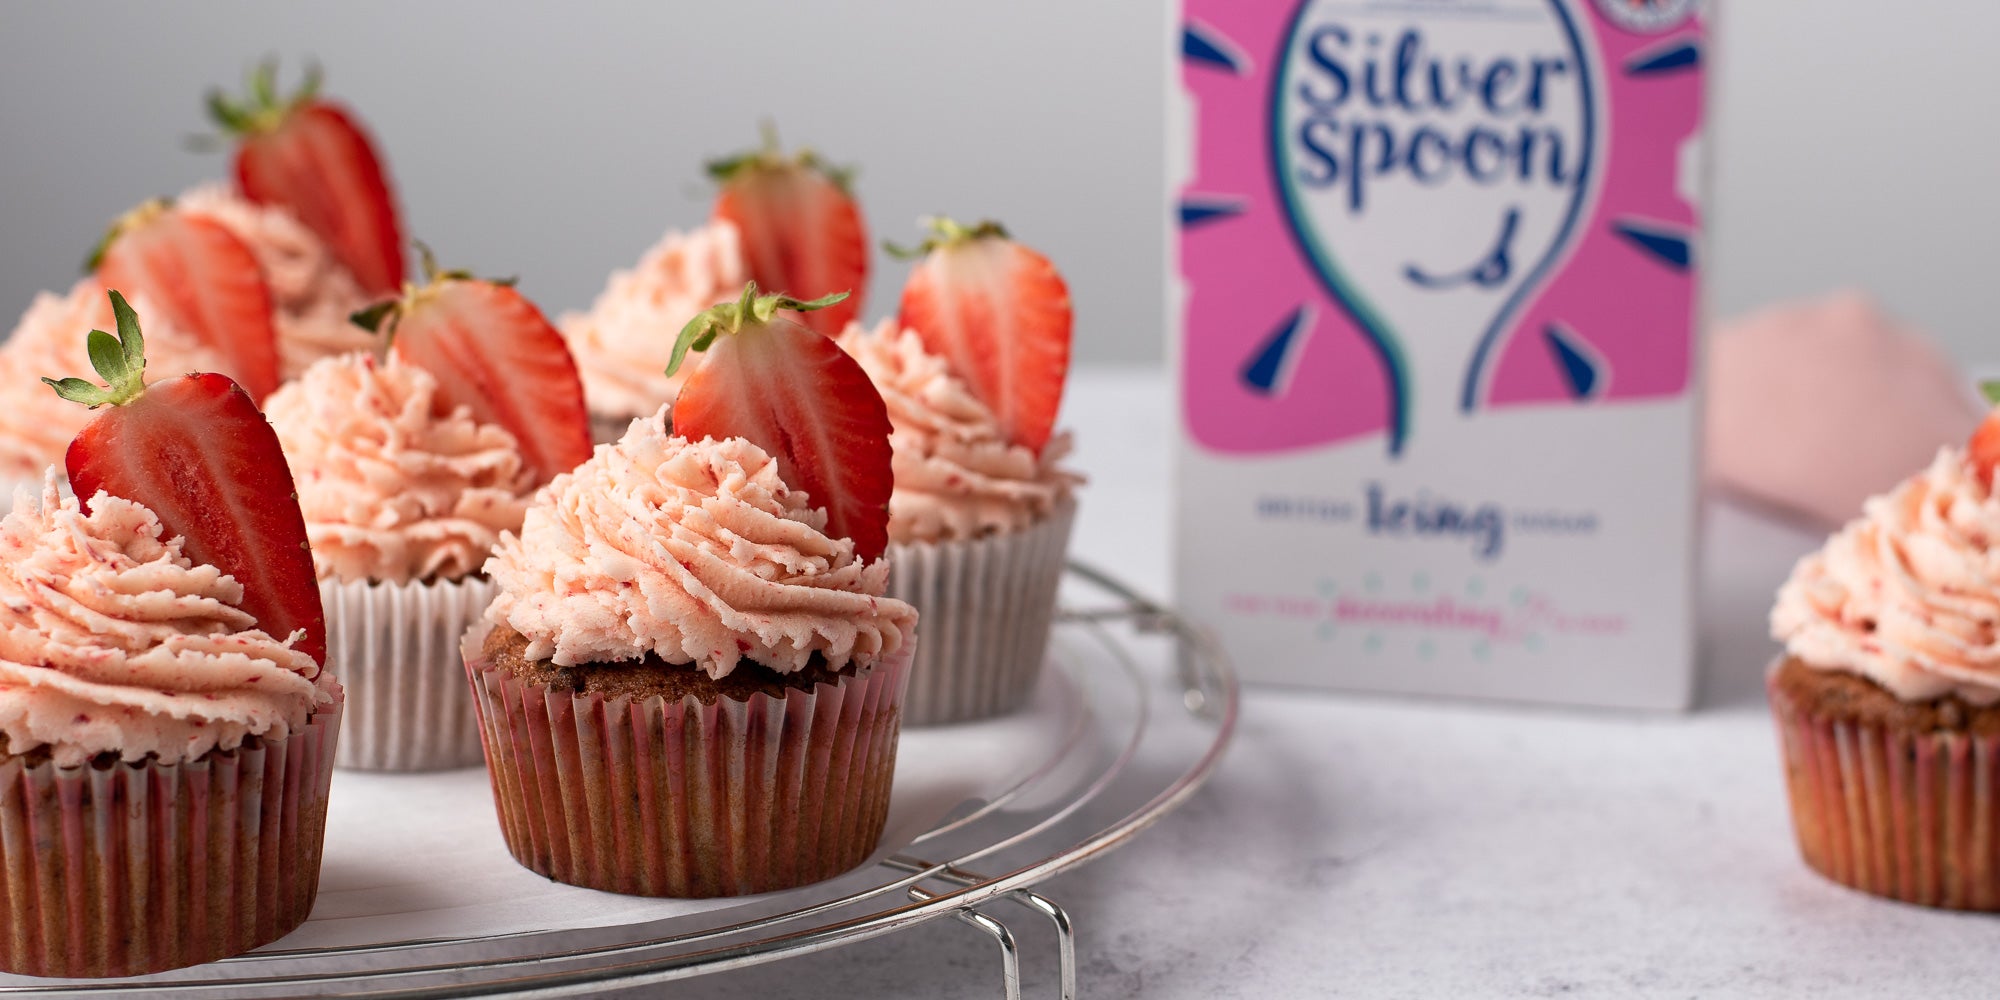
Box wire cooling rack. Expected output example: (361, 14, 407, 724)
(0, 561, 1238, 998)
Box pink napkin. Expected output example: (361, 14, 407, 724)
(1704, 292, 1983, 527)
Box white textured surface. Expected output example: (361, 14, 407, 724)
(636, 368, 2000, 998)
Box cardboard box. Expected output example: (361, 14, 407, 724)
(1172, 0, 1706, 709)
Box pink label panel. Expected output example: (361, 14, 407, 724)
(1180, 0, 1704, 457)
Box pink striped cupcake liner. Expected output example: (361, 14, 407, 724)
(323, 574, 497, 771)
(886, 496, 1074, 726)
(0, 683, 343, 978)
(1769, 667, 2000, 909)
(462, 622, 912, 898)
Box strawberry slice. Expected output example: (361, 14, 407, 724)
(667, 284, 893, 561)
(353, 247, 592, 484)
(89, 200, 283, 401)
(44, 291, 325, 664)
(709, 129, 867, 336)
(1972, 383, 2000, 486)
(208, 62, 405, 297)
(895, 217, 1072, 454)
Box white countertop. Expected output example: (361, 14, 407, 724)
(645, 368, 1995, 999)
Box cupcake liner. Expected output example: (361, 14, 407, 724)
(887, 495, 1075, 725)
(324, 574, 497, 771)
(462, 622, 913, 897)
(0, 684, 343, 978)
(1769, 665, 2000, 909)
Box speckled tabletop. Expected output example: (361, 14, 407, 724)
(628, 370, 1995, 999)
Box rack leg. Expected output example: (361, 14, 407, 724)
(1006, 889, 1076, 1000)
(909, 885, 1021, 1000)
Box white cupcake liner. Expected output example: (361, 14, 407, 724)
(322, 574, 498, 771)
(462, 620, 913, 897)
(0, 685, 343, 978)
(886, 495, 1076, 725)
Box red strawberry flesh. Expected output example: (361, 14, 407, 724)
(96, 206, 283, 401)
(897, 220, 1072, 453)
(1972, 413, 2000, 487)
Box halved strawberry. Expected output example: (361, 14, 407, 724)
(353, 247, 592, 484)
(667, 284, 892, 561)
(1972, 384, 2000, 486)
(894, 217, 1072, 454)
(89, 200, 283, 401)
(44, 291, 325, 664)
(208, 62, 405, 297)
(709, 129, 867, 336)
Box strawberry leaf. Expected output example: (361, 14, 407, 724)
(87, 330, 127, 384)
(349, 299, 398, 334)
(1982, 380, 2000, 407)
(40, 377, 113, 408)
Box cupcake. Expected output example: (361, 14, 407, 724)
(1769, 406, 2000, 909)
(271, 255, 591, 771)
(847, 217, 1079, 724)
(0, 292, 339, 977)
(265, 353, 537, 770)
(465, 284, 918, 897)
(558, 221, 745, 442)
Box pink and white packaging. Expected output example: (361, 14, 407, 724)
(1173, 1, 1706, 708)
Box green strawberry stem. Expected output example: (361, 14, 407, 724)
(666, 282, 849, 377)
(43, 291, 150, 408)
(883, 215, 1009, 259)
(207, 58, 324, 136)
(1981, 380, 2000, 408)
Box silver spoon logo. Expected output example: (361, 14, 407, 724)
(1273, 0, 1597, 454)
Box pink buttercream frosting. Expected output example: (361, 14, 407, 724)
(484, 411, 917, 679)
(0, 279, 227, 479)
(265, 353, 536, 585)
(1773, 446, 2000, 703)
(558, 221, 744, 420)
(837, 321, 1080, 543)
(0, 474, 332, 767)
(177, 184, 376, 378)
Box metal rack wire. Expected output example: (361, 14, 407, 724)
(0, 561, 1238, 998)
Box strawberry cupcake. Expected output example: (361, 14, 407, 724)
(269, 254, 591, 771)
(0, 293, 340, 977)
(558, 220, 744, 442)
(464, 286, 918, 897)
(1770, 400, 2000, 908)
(843, 218, 1079, 724)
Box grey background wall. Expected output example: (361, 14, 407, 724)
(0, 1, 1991, 365)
